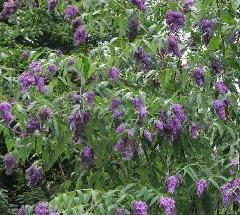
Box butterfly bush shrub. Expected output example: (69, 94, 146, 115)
(0, 0, 240, 214)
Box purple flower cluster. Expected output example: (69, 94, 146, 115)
(172, 104, 187, 123)
(69, 110, 90, 144)
(115, 123, 126, 134)
(156, 120, 164, 135)
(115, 208, 131, 215)
(221, 178, 240, 206)
(48, 64, 57, 73)
(29, 61, 42, 72)
(17, 205, 25, 215)
(18, 61, 46, 94)
(165, 10, 185, 32)
(26, 107, 52, 135)
(26, 165, 43, 187)
(196, 178, 208, 197)
(193, 67, 204, 87)
(221, 182, 232, 207)
(113, 110, 123, 119)
(110, 98, 121, 111)
(199, 19, 214, 45)
(210, 60, 223, 74)
(133, 97, 148, 120)
(68, 57, 75, 65)
(156, 105, 187, 142)
(114, 138, 139, 161)
(1, 0, 17, 17)
(232, 178, 240, 204)
(87, 91, 95, 106)
(26, 118, 41, 134)
(214, 100, 226, 121)
(64, 4, 78, 20)
(182, 0, 193, 13)
(130, 0, 146, 11)
(0, 102, 15, 123)
(159, 197, 175, 215)
(229, 159, 238, 175)
(215, 81, 229, 94)
(128, 129, 135, 137)
(134, 47, 151, 69)
(133, 200, 148, 215)
(128, 15, 139, 42)
(168, 35, 182, 58)
(20, 50, 30, 61)
(48, 0, 57, 12)
(191, 122, 198, 139)
(35, 202, 48, 215)
(144, 129, 153, 142)
(166, 175, 180, 194)
(4, 154, 17, 175)
(109, 67, 120, 83)
(74, 25, 87, 46)
(80, 146, 94, 171)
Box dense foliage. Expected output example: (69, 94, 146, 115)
(0, 0, 240, 214)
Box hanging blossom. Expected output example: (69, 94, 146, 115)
(133, 201, 148, 215)
(109, 67, 120, 83)
(17, 205, 25, 215)
(130, 0, 146, 11)
(115, 123, 126, 134)
(48, 63, 57, 73)
(156, 120, 164, 135)
(20, 50, 30, 61)
(128, 15, 139, 42)
(144, 129, 153, 142)
(26, 165, 43, 187)
(133, 97, 148, 120)
(166, 175, 180, 194)
(0, 102, 15, 124)
(214, 100, 226, 121)
(87, 91, 95, 106)
(229, 159, 238, 175)
(80, 146, 94, 171)
(182, 0, 193, 13)
(191, 122, 198, 139)
(26, 107, 52, 135)
(199, 19, 214, 45)
(115, 208, 131, 215)
(156, 106, 186, 143)
(68, 110, 90, 144)
(196, 179, 208, 197)
(221, 182, 232, 207)
(48, 0, 57, 12)
(114, 138, 140, 161)
(232, 178, 240, 204)
(74, 25, 87, 46)
(1, 0, 17, 17)
(134, 47, 151, 69)
(172, 104, 187, 123)
(193, 67, 204, 87)
(215, 81, 229, 95)
(113, 110, 123, 119)
(4, 154, 17, 175)
(159, 197, 176, 215)
(64, 4, 78, 19)
(210, 60, 223, 74)
(18, 61, 46, 94)
(165, 10, 185, 32)
(110, 98, 121, 111)
(49, 210, 59, 215)
(168, 35, 182, 58)
(35, 202, 48, 215)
